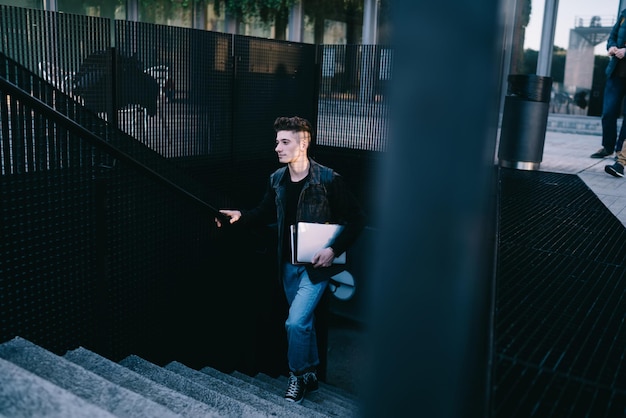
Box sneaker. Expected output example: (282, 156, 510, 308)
(605, 162, 624, 177)
(591, 148, 613, 158)
(284, 372, 305, 403)
(302, 371, 319, 393)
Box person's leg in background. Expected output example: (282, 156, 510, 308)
(615, 96, 626, 155)
(594, 76, 626, 158)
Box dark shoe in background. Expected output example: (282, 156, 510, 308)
(302, 371, 319, 393)
(591, 148, 613, 158)
(605, 162, 624, 177)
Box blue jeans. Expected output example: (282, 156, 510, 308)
(601, 75, 626, 152)
(282, 263, 329, 374)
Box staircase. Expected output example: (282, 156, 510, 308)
(0, 337, 360, 417)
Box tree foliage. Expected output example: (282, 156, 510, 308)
(138, 0, 199, 8)
(521, 46, 565, 81)
(302, 0, 364, 44)
(70, 0, 368, 42)
(208, 0, 297, 22)
(302, 0, 362, 21)
(211, 0, 353, 41)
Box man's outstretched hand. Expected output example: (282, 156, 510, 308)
(215, 209, 241, 228)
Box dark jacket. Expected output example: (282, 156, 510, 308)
(606, 9, 626, 76)
(240, 158, 366, 283)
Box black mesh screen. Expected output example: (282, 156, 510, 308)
(95, 162, 212, 360)
(0, 168, 97, 352)
(114, 21, 233, 159)
(495, 168, 626, 416)
(0, 52, 217, 359)
(317, 44, 390, 152)
(0, 6, 110, 95)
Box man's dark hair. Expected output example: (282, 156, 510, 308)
(273, 116, 313, 135)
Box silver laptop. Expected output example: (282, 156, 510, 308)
(290, 222, 346, 264)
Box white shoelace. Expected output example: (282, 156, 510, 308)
(285, 374, 302, 398)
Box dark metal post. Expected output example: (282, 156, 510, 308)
(362, 1, 501, 416)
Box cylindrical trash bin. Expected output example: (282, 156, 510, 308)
(498, 74, 552, 170)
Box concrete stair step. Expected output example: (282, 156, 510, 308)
(231, 371, 358, 417)
(63, 347, 222, 418)
(0, 336, 360, 417)
(199, 366, 328, 417)
(0, 356, 115, 418)
(119, 354, 272, 417)
(0, 337, 182, 418)
(166, 361, 325, 418)
(318, 379, 358, 403)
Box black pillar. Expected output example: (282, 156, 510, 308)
(361, 0, 502, 417)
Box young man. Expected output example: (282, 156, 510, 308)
(216, 116, 366, 403)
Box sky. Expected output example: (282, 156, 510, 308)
(524, 0, 622, 54)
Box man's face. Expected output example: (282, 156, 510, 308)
(275, 130, 307, 164)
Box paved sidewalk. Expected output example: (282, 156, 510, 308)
(540, 130, 626, 225)
(500, 115, 626, 226)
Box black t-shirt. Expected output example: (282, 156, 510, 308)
(283, 174, 308, 259)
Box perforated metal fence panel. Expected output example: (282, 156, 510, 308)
(0, 6, 110, 85)
(0, 53, 217, 359)
(115, 21, 233, 160)
(495, 168, 626, 416)
(317, 44, 390, 152)
(0, 168, 98, 352)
